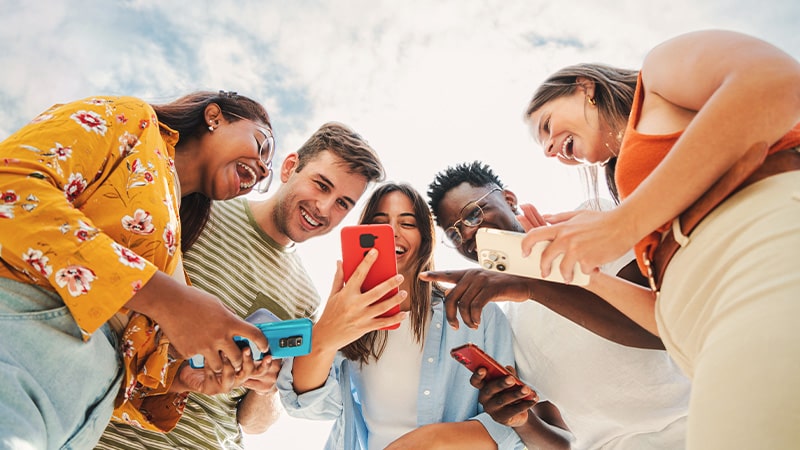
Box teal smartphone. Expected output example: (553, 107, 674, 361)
(189, 309, 312, 368)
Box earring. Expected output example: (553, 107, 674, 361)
(587, 95, 597, 106)
(208, 124, 214, 132)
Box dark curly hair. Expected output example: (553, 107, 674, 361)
(427, 160, 504, 227)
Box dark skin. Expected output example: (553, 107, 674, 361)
(421, 182, 663, 350)
(471, 367, 572, 450)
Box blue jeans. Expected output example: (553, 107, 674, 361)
(0, 278, 122, 450)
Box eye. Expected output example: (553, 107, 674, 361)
(336, 198, 349, 210)
(315, 180, 330, 192)
(401, 221, 417, 229)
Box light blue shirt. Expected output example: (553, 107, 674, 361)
(277, 294, 524, 449)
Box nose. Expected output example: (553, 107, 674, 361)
(256, 159, 269, 177)
(460, 225, 479, 244)
(542, 137, 558, 158)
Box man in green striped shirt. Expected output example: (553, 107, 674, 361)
(96, 122, 385, 449)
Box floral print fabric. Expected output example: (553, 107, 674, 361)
(0, 96, 186, 431)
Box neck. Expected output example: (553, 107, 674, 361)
(173, 140, 201, 195)
(248, 197, 294, 247)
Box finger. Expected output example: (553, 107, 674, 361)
(364, 274, 405, 308)
(553, 251, 576, 285)
(542, 210, 580, 224)
(520, 226, 557, 258)
(229, 321, 268, 362)
(418, 269, 462, 284)
(367, 290, 408, 322)
(517, 203, 547, 231)
(344, 248, 379, 289)
(458, 279, 491, 329)
(469, 367, 488, 389)
(372, 310, 408, 330)
(330, 260, 345, 293)
(442, 277, 473, 329)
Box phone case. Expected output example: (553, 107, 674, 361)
(450, 343, 535, 401)
(189, 312, 312, 368)
(475, 228, 590, 286)
(341, 224, 401, 330)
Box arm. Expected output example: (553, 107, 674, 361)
(237, 354, 282, 434)
(237, 391, 281, 435)
(291, 253, 406, 393)
(419, 268, 663, 349)
(470, 369, 572, 450)
(386, 421, 499, 450)
(523, 30, 800, 281)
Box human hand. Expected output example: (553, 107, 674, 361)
(516, 203, 547, 231)
(315, 250, 407, 350)
(239, 349, 280, 395)
(521, 208, 632, 284)
(470, 366, 538, 428)
(127, 272, 269, 374)
(419, 269, 537, 329)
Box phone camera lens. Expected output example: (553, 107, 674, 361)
(496, 264, 506, 272)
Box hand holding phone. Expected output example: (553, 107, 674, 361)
(476, 228, 590, 286)
(450, 343, 536, 401)
(189, 309, 312, 368)
(341, 224, 401, 330)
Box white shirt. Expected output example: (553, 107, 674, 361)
(507, 247, 690, 449)
(360, 318, 424, 449)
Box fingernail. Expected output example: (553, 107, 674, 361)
(368, 248, 378, 256)
(243, 348, 251, 357)
(395, 274, 404, 283)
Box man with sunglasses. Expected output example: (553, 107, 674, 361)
(97, 122, 385, 450)
(423, 161, 690, 450)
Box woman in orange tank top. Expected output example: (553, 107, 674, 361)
(521, 30, 800, 449)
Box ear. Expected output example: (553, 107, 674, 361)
(280, 153, 300, 183)
(575, 76, 596, 99)
(502, 189, 519, 213)
(204, 103, 222, 128)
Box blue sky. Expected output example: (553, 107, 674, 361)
(2, 0, 798, 447)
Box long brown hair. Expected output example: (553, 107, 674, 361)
(525, 63, 637, 205)
(340, 182, 440, 365)
(151, 90, 271, 251)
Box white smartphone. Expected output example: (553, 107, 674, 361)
(475, 228, 590, 286)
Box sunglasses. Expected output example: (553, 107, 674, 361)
(224, 110, 276, 194)
(443, 187, 502, 248)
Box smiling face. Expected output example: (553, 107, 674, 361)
(527, 86, 615, 166)
(272, 150, 368, 244)
(193, 108, 273, 200)
(367, 191, 422, 277)
(436, 182, 523, 262)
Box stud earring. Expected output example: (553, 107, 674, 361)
(587, 96, 596, 106)
(208, 124, 214, 132)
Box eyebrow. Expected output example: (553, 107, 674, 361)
(373, 212, 416, 219)
(319, 174, 356, 207)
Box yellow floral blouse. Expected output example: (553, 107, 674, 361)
(0, 96, 187, 432)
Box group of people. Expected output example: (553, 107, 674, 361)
(1, 29, 798, 450)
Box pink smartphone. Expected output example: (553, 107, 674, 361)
(450, 343, 536, 401)
(341, 224, 401, 330)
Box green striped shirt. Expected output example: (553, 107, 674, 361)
(96, 197, 321, 449)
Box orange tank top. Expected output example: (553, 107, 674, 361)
(615, 72, 800, 276)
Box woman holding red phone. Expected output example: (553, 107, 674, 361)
(278, 183, 567, 449)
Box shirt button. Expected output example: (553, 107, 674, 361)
(427, 357, 434, 363)
(436, 323, 441, 329)
(423, 390, 431, 396)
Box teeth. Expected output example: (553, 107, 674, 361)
(395, 246, 405, 254)
(300, 209, 320, 227)
(237, 162, 257, 189)
(560, 136, 573, 159)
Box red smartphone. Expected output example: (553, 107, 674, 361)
(450, 343, 536, 401)
(341, 224, 401, 330)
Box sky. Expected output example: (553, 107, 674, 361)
(1, 0, 798, 447)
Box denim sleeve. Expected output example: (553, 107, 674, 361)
(276, 354, 344, 421)
(472, 303, 526, 449)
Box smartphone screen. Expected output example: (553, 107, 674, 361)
(341, 224, 401, 330)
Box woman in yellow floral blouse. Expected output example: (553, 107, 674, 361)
(0, 91, 275, 449)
